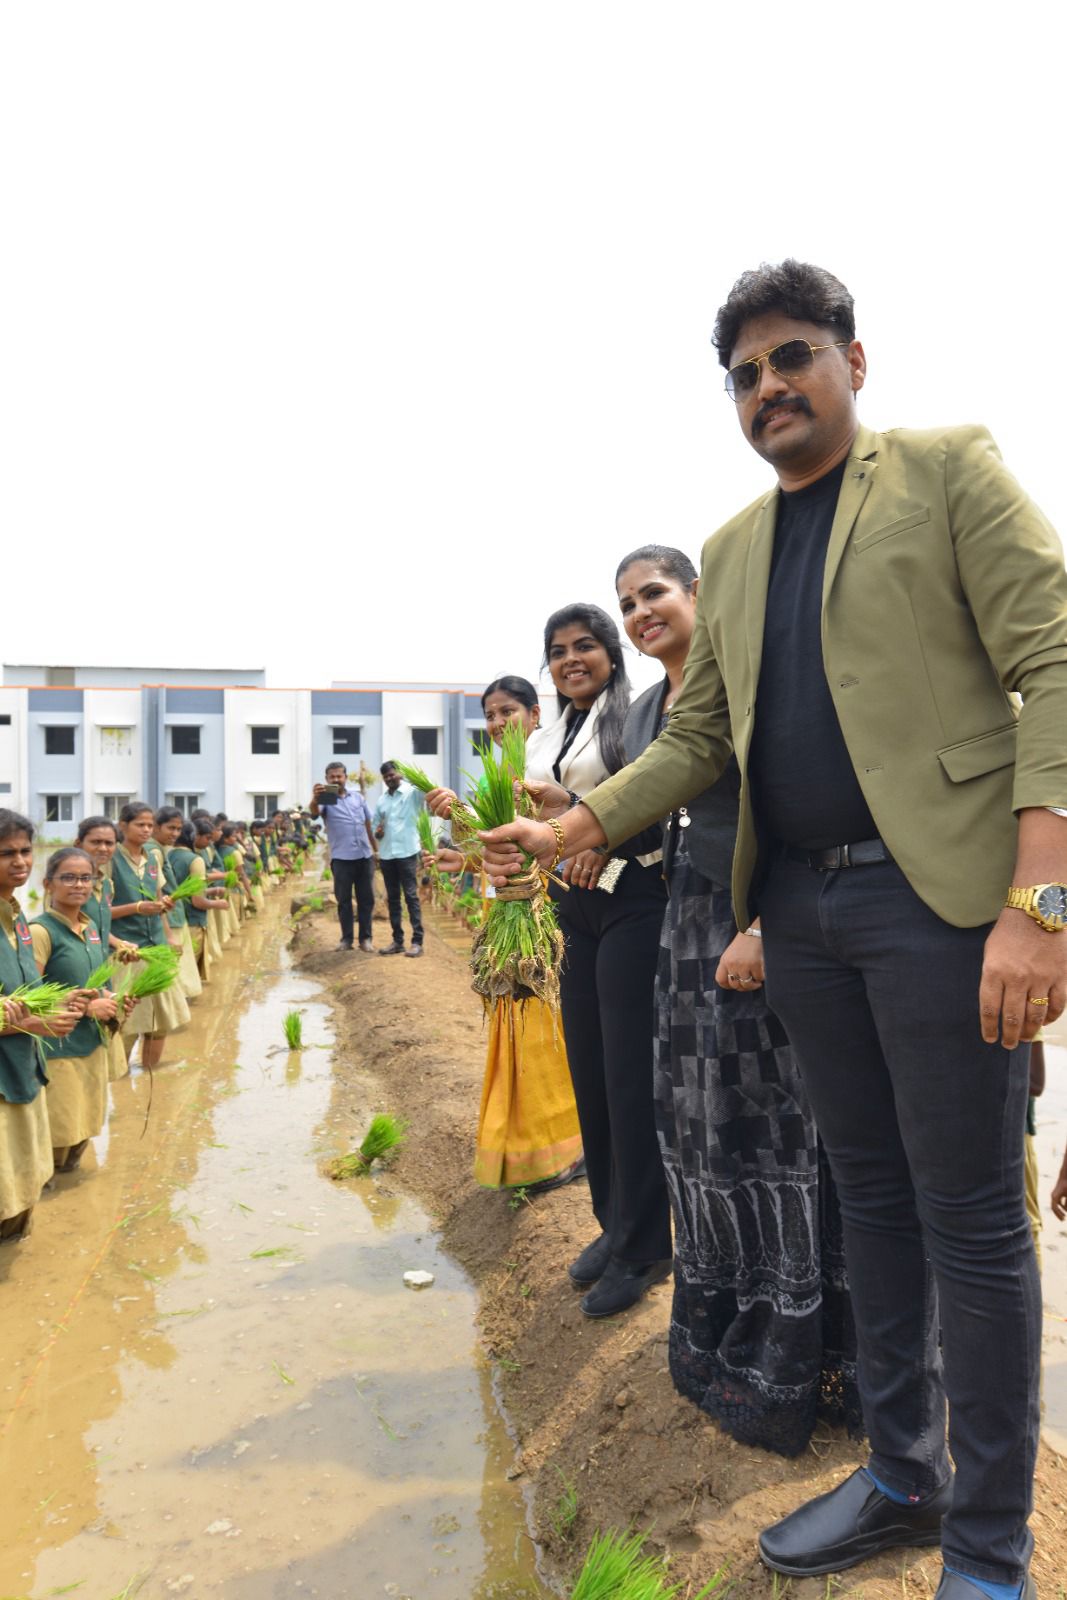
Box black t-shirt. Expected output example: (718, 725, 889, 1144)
(747, 458, 878, 850)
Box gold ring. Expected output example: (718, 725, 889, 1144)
(1029, 996, 1050, 1007)
(727, 973, 739, 982)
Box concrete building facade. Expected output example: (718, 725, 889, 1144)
(0, 666, 489, 837)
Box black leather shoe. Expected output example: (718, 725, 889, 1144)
(935, 1573, 1035, 1599)
(567, 1233, 612, 1287)
(758, 1468, 952, 1576)
(579, 1256, 672, 1318)
(378, 943, 404, 955)
(527, 1156, 587, 1195)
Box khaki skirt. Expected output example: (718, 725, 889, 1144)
(44, 1043, 110, 1147)
(0, 1093, 53, 1223)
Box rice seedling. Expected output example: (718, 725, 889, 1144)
(84, 957, 118, 989)
(569, 1529, 728, 1600)
(113, 944, 181, 1001)
(549, 1470, 580, 1542)
(308, 894, 324, 911)
(283, 1009, 303, 1049)
(272, 1360, 295, 1385)
(165, 874, 206, 903)
(1, 981, 78, 1017)
(329, 1112, 409, 1177)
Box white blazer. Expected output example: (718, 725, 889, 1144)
(526, 691, 613, 797)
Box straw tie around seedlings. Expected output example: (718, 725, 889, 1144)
(283, 1010, 303, 1049)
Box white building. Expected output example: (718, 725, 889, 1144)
(0, 664, 488, 837)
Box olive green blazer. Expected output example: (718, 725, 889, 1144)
(586, 423, 1067, 928)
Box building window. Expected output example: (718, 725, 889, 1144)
(167, 793, 201, 814)
(411, 727, 439, 756)
(169, 725, 201, 755)
(102, 795, 132, 822)
(0, 782, 11, 794)
(47, 667, 76, 686)
(252, 793, 281, 821)
(332, 726, 361, 755)
(43, 794, 74, 822)
(44, 725, 76, 756)
(0, 714, 11, 725)
(250, 726, 280, 755)
(469, 728, 492, 757)
(100, 725, 133, 757)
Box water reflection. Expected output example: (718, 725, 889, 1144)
(0, 882, 546, 1598)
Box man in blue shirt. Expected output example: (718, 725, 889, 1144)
(373, 761, 425, 958)
(309, 761, 377, 952)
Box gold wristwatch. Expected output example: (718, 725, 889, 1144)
(1004, 882, 1067, 932)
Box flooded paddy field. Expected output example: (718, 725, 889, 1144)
(0, 882, 546, 1600)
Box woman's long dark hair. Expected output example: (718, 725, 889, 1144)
(542, 603, 630, 776)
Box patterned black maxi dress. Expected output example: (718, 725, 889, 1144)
(625, 682, 861, 1456)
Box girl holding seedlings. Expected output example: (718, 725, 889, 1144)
(77, 815, 138, 1080)
(29, 848, 131, 1174)
(427, 676, 584, 1192)
(0, 810, 82, 1241)
(150, 807, 203, 1001)
(191, 818, 230, 969)
(169, 820, 224, 980)
(110, 801, 190, 1070)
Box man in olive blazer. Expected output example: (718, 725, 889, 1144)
(485, 263, 1067, 1599)
(594, 418, 1067, 933)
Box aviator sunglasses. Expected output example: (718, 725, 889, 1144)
(725, 338, 850, 402)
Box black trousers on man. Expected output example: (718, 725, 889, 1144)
(380, 853, 424, 948)
(555, 860, 672, 1265)
(331, 856, 375, 946)
(759, 852, 1040, 1588)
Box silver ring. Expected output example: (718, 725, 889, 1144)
(727, 972, 739, 983)
(740, 975, 757, 985)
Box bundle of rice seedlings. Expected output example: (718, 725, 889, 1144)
(166, 874, 205, 904)
(283, 1010, 303, 1049)
(392, 762, 481, 853)
(330, 1113, 408, 1178)
(1, 981, 78, 1018)
(570, 1530, 728, 1600)
(114, 944, 181, 1001)
(84, 957, 118, 990)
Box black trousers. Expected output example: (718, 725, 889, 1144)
(555, 859, 672, 1265)
(380, 854, 424, 946)
(331, 856, 375, 945)
(759, 853, 1039, 1586)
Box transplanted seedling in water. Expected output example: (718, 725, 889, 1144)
(569, 1529, 729, 1600)
(283, 1010, 303, 1049)
(329, 1112, 409, 1177)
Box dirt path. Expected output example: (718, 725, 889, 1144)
(296, 905, 1067, 1598)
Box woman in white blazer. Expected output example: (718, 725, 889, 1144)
(527, 603, 672, 1319)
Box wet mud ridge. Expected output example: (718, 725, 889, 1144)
(294, 907, 1067, 1599)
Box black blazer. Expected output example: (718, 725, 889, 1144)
(623, 680, 742, 891)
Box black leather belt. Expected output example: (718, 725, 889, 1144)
(784, 837, 891, 871)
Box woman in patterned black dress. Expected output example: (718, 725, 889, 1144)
(616, 545, 860, 1456)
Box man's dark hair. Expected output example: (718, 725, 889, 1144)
(712, 259, 855, 369)
(325, 761, 347, 776)
(380, 761, 397, 776)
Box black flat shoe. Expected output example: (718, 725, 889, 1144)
(567, 1232, 612, 1287)
(526, 1156, 587, 1196)
(758, 1468, 952, 1577)
(579, 1256, 672, 1318)
(935, 1573, 1035, 1599)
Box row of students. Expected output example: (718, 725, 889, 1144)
(0, 804, 307, 1244)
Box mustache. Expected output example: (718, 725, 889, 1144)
(752, 395, 812, 438)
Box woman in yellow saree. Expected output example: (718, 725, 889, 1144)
(429, 677, 583, 1193)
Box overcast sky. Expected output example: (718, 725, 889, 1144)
(2, 3, 1062, 701)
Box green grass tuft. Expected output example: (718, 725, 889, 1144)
(283, 1010, 303, 1049)
(569, 1529, 729, 1600)
(329, 1112, 409, 1177)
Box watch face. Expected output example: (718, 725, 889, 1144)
(1036, 884, 1067, 925)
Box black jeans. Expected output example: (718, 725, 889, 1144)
(555, 860, 672, 1265)
(759, 853, 1039, 1586)
(331, 856, 375, 945)
(380, 854, 424, 947)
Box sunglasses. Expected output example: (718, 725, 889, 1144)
(725, 338, 850, 402)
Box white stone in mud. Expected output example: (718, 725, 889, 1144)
(402, 1269, 435, 1289)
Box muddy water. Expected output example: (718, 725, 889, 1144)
(0, 886, 546, 1599)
